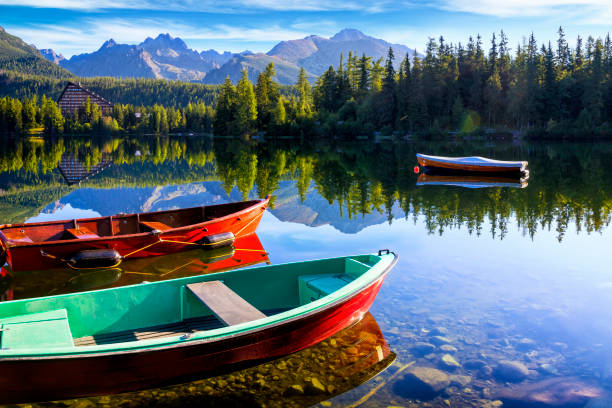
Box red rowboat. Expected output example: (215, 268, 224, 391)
(0, 251, 397, 403)
(416, 153, 528, 174)
(0, 197, 269, 271)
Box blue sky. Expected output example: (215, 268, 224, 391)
(1, 1, 611, 57)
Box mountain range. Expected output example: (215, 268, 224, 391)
(28, 28, 415, 85)
(37, 180, 402, 234)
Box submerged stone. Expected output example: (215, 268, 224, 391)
(410, 342, 436, 356)
(464, 359, 487, 370)
(441, 354, 461, 369)
(493, 377, 604, 407)
(306, 377, 326, 394)
(431, 335, 452, 345)
(284, 384, 304, 396)
(494, 360, 529, 382)
(449, 374, 472, 387)
(393, 366, 450, 400)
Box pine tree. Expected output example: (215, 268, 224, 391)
(380, 47, 397, 126)
(296, 67, 312, 118)
(255, 63, 280, 130)
(232, 69, 258, 135)
(214, 76, 237, 135)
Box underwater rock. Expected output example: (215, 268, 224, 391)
(494, 360, 529, 382)
(440, 354, 461, 369)
(464, 359, 487, 370)
(449, 374, 472, 387)
(393, 366, 450, 400)
(410, 342, 436, 356)
(283, 384, 304, 396)
(429, 327, 449, 336)
(305, 378, 326, 394)
(431, 335, 452, 345)
(493, 377, 604, 407)
(480, 365, 494, 379)
(516, 337, 537, 351)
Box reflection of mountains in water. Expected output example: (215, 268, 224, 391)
(40, 181, 404, 234)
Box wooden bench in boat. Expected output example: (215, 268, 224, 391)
(186, 281, 266, 326)
(65, 226, 99, 240)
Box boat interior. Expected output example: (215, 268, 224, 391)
(0, 200, 261, 244)
(0, 254, 382, 352)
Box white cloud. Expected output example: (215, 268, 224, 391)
(432, 0, 611, 19)
(0, 0, 399, 12)
(0, 0, 150, 10)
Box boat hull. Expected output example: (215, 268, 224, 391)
(0, 268, 389, 404)
(417, 154, 527, 174)
(1, 199, 268, 272)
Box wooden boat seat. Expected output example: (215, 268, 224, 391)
(298, 273, 354, 303)
(186, 281, 266, 326)
(3, 229, 33, 243)
(65, 227, 99, 240)
(139, 221, 172, 232)
(0, 309, 74, 349)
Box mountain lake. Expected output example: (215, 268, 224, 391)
(0, 135, 611, 408)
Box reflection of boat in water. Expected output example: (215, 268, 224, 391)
(416, 153, 528, 174)
(417, 173, 529, 189)
(39, 312, 395, 407)
(0, 197, 269, 271)
(0, 251, 396, 404)
(5, 233, 269, 300)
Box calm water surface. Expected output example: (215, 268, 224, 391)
(0, 136, 611, 407)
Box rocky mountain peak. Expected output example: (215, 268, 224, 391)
(331, 28, 369, 42)
(100, 39, 117, 49)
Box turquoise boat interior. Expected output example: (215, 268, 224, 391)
(0, 253, 392, 356)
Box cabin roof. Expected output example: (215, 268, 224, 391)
(57, 81, 113, 107)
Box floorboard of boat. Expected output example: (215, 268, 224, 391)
(73, 308, 291, 346)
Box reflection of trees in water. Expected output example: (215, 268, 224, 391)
(0, 136, 610, 240)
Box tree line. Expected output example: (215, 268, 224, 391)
(0, 95, 214, 135)
(1, 28, 612, 137)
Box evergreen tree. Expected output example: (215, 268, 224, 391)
(214, 76, 237, 135)
(380, 47, 397, 127)
(232, 69, 258, 135)
(255, 63, 280, 130)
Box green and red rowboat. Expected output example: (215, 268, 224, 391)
(0, 250, 397, 404)
(0, 197, 269, 272)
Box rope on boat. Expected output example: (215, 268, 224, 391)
(121, 211, 264, 259)
(38, 213, 264, 271)
(121, 235, 235, 259)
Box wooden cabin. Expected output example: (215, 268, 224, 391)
(57, 82, 113, 117)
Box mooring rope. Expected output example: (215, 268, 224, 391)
(38, 213, 262, 271)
